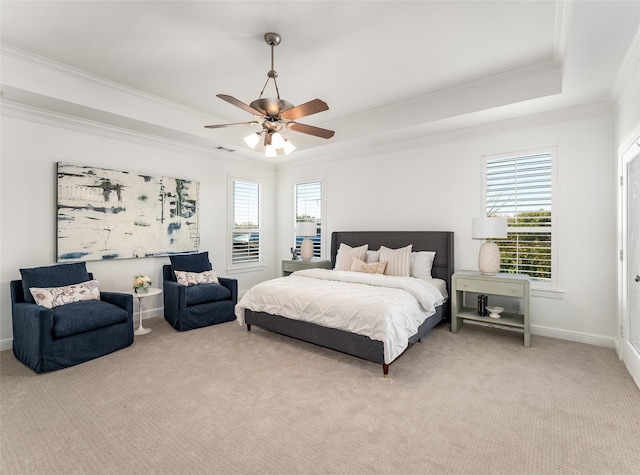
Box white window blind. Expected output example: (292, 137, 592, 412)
(484, 150, 554, 282)
(231, 180, 261, 265)
(295, 181, 322, 258)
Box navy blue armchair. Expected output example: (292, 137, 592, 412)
(10, 262, 134, 373)
(163, 252, 237, 331)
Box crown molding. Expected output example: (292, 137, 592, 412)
(0, 43, 213, 120)
(1, 99, 274, 170)
(610, 27, 640, 104)
(553, 0, 573, 65)
(278, 101, 613, 170)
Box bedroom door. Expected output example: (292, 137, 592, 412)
(622, 138, 640, 389)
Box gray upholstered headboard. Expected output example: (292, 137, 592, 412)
(330, 231, 454, 317)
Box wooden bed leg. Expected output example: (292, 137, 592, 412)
(383, 364, 389, 378)
(247, 323, 251, 333)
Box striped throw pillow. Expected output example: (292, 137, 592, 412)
(379, 245, 413, 276)
(334, 243, 368, 271)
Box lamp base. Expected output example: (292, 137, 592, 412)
(478, 240, 501, 275)
(300, 238, 314, 261)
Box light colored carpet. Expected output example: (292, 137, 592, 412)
(1, 317, 639, 474)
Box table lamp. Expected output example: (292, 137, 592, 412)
(296, 222, 317, 261)
(472, 217, 508, 275)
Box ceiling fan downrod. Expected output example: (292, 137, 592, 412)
(259, 32, 281, 100)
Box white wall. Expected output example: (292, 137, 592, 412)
(277, 108, 618, 346)
(0, 102, 621, 351)
(0, 112, 277, 350)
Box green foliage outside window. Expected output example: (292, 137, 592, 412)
(495, 211, 551, 280)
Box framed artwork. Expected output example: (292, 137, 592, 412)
(56, 163, 199, 262)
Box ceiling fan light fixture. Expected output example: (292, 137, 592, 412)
(271, 132, 285, 149)
(244, 132, 260, 149)
(206, 32, 334, 155)
(265, 145, 278, 157)
(283, 139, 296, 155)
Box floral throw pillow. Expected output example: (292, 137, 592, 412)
(174, 270, 220, 286)
(30, 280, 101, 309)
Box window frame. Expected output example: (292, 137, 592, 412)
(293, 178, 325, 259)
(228, 176, 263, 271)
(481, 146, 558, 291)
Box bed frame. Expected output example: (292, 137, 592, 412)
(244, 231, 454, 376)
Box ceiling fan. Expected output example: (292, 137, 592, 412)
(205, 32, 335, 156)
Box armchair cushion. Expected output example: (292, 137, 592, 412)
(169, 252, 211, 277)
(20, 262, 90, 304)
(186, 283, 232, 306)
(52, 300, 129, 338)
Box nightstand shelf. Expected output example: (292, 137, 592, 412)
(282, 258, 332, 276)
(454, 308, 524, 328)
(451, 271, 531, 346)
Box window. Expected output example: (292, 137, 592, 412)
(230, 178, 261, 267)
(295, 180, 323, 258)
(482, 148, 557, 289)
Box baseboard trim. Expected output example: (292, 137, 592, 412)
(531, 324, 617, 348)
(0, 339, 13, 352)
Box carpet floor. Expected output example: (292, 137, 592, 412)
(1, 317, 639, 474)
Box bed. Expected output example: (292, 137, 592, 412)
(236, 231, 454, 376)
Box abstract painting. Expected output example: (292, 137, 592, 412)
(57, 163, 199, 262)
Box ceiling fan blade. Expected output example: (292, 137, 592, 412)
(204, 121, 260, 129)
(287, 122, 335, 139)
(216, 94, 265, 117)
(281, 99, 329, 120)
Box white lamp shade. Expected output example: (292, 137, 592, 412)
(265, 145, 277, 157)
(283, 139, 296, 155)
(472, 217, 508, 239)
(271, 132, 285, 149)
(244, 132, 260, 149)
(295, 222, 316, 237)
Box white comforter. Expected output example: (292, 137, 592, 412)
(235, 268, 447, 364)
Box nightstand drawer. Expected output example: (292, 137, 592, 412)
(283, 261, 302, 273)
(282, 259, 332, 276)
(455, 278, 525, 297)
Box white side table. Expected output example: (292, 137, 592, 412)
(129, 287, 163, 335)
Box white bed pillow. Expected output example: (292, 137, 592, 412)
(378, 245, 412, 277)
(410, 251, 436, 279)
(334, 243, 368, 271)
(365, 250, 380, 263)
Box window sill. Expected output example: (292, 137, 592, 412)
(226, 265, 267, 275)
(532, 288, 565, 299)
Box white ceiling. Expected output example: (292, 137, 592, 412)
(1, 1, 639, 162)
